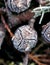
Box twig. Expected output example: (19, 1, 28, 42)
(33, 54, 48, 58)
(29, 54, 50, 65)
(29, 54, 47, 65)
(1, 15, 14, 37)
(39, 59, 50, 63)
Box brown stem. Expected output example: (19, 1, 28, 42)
(34, 54, 50, 63)
(39, 59, 50, 63)
(1, 15, 14, 37)
(33, 54, 48, 58)
(29, 54, 47, 65)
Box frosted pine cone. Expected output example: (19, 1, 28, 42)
(42, 22, 50, 43)
(7, 0, 31, 13)
(12, 25, 38, 52)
